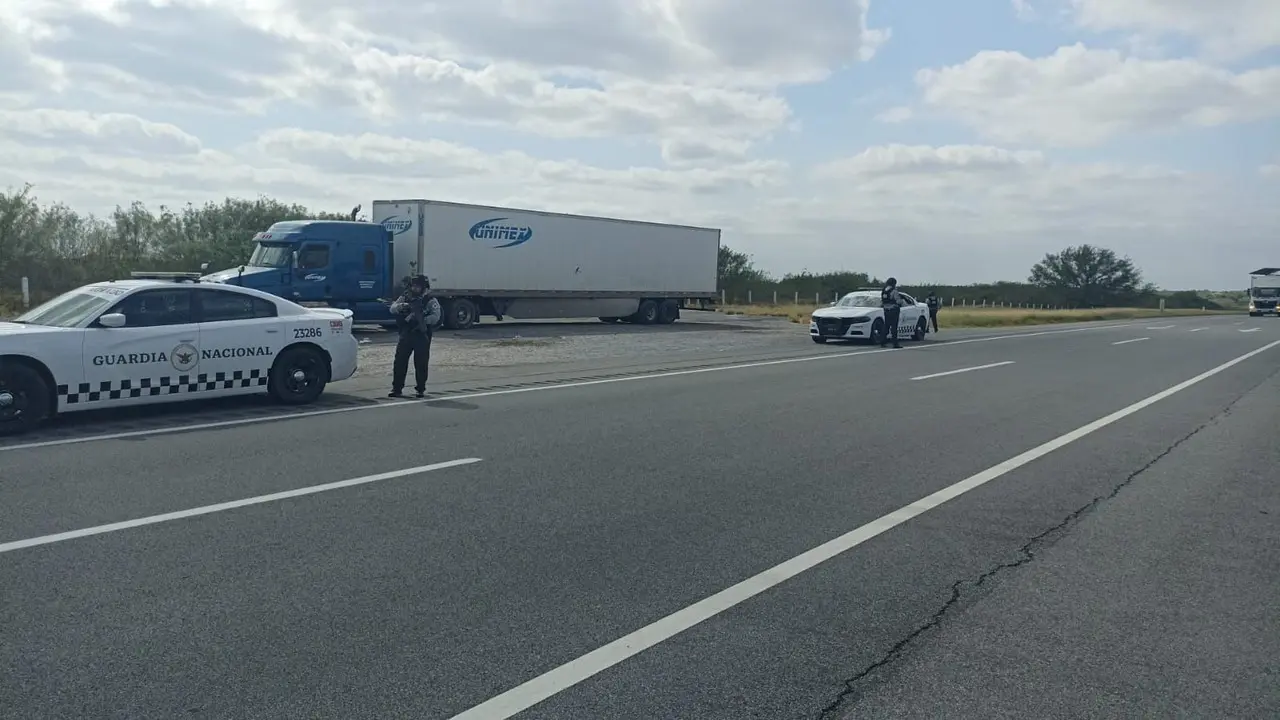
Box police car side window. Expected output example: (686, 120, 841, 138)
(198, 289, 278, 322)
(105, 289, 194, 327)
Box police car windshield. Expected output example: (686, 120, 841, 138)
(836, 293, 880, 308)
(1252, 288, 1278, 297)
(248, 243, 293, 268)
(14, 291, 113, 328)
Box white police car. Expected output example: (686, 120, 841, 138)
(0, 273, 359, 436)
(810, 290, 930, 344)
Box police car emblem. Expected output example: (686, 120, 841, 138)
(171, 343, 198, 372)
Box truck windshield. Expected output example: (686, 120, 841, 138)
(248, 243, 294, 268)
(1252, 288, 1278, 297)
(14, 290, 114, 328)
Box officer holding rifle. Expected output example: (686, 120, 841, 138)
(388, 275, 441, 398)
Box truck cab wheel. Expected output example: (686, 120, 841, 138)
(0, 363, 51, 436)
(269, 346, 330, 405)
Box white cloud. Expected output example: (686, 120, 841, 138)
(1261, 163, 1280, 177)
(0, 108, 202, 156)
(1, 0, 883, 149)
(1068, 0, 1280, 59)
(874, 106, 913, 123)
(916, 44, 1280, 147)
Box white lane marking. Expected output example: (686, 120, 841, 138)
(1145, 325, 1174, 330)
(448, 339, 1280, 720)
(911, 361, 1014, 381)
(1112, 337, 1149, 345)
(0, 458, 481, 554)
(1189, 328, 1206, 332)
(0, 322, 1143, 454)
(1239, 328, 1260, 333)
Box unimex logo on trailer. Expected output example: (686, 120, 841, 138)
(380, 216, 413, 235)
(468, 217, 533, 248)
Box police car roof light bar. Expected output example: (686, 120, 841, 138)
(129, 271, 204, 282)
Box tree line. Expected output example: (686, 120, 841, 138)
(719, 245, 1226, 310)
(0, 183, 1225, 313)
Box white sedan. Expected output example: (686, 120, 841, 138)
(809, 290, 930, 344)
(0, 273, 358, 436)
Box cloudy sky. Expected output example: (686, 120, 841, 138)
(1, 0, 1276, 290)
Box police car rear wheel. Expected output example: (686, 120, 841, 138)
(269, 347, 329, 405)
(0, 364, 51, 436)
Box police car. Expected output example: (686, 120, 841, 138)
(809, 290, 930, 344)
(0, 273, 359, 436)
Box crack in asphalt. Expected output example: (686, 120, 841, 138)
(815, 374, 1273, 719)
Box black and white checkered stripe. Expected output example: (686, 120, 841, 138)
(57, 369, 268, 404)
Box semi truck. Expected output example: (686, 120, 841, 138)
(1248, 267, 1280, 316)
(201, 199, 722, 329)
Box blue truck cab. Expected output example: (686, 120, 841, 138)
(201, 220, 399, 325)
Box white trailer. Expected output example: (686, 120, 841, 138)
(371, 199, 721, 329)
(1248, 268, 1280, 316)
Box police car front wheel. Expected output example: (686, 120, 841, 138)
(0, 363, 52, 436)
(269, 346, 330, 405)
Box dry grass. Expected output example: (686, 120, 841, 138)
(0, 295, 21, 320)
(720, 303, 1231, 327)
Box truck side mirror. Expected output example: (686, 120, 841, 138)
(291, 250, 299, 269)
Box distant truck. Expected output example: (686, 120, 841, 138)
(201, 199, 721, 330)
(1248, 268, 1280, 316)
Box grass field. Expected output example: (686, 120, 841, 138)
(720, 304, 1233, 327)
(0, 295, 22, 320)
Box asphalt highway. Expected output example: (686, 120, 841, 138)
(2, 315, 1278, 719)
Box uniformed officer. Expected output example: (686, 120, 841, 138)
(925, 290, 940, 332)
(880, 277, 904, 349)
(389, 275, 442, 398)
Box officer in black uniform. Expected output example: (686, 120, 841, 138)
(880, 277, 903, 349)
(388, 275, 442, 398)
(925, 290, 940, 332)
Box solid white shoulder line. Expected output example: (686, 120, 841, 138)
(446, 339, 1280, 720)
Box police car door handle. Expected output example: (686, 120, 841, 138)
(266, 329, 279, 333)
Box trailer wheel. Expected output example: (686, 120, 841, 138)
(633, 300, 659, 325)
(656, 299, 679, 324)
(446, 298, 479, 330)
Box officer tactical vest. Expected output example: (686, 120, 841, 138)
(881, 286, 896, 307)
